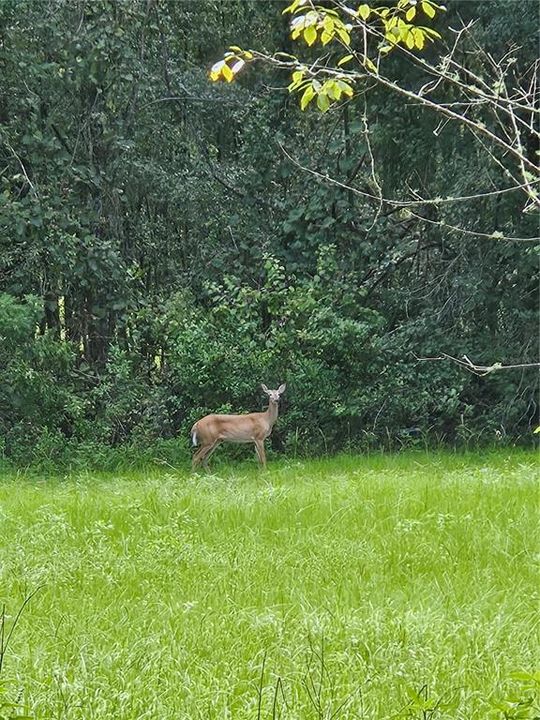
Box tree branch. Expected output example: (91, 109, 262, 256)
(414, 352, 540, 376)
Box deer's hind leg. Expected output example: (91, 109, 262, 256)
(192, 445, 207, 470)
(193, 439, 222, 471)
(202, 439, 221, 469)
(192, 441, 215, 469)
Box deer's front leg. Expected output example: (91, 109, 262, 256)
(254, 439, 267, 468)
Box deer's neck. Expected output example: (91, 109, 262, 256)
(265, 400, 279, 428)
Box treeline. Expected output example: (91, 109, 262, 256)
(0, 0, 538, 467)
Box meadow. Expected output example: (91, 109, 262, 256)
(0, 450, 538, 719)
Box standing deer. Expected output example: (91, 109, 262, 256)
(190, 383, 286, 470)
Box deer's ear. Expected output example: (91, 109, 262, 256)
(261, 384, 269, 394)
(277, 383, 286, 395)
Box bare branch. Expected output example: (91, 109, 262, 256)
(407, 209, 538, 242)
(414, 352, 540, 376)
(278, 142, 540, 240)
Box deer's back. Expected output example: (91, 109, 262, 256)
(194, 412, 270, 443)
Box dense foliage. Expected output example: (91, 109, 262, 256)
(0, 0, 538, 466)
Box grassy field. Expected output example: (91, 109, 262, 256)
(0, 450, 538, 719)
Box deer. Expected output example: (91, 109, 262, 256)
(190, 384, 286, 470)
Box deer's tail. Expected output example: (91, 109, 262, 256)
(191, 423, 198, 446)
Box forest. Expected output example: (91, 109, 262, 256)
(0, 0, 538, 468)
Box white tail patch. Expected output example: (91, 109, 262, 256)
(192, 431, 198, 446)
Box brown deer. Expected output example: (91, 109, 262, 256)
(190, 384, 286, 470)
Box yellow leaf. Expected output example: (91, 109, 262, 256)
(292, 70, 304, 84)
(325, 80, 341, 100)
(222, 63, 234, 82)
(364, 57, 377, 72)
(534, 425, 540, 434)
(336, 26, 351, 44)
(422, 1, 436, 18)
(358, 4, 370, 20)
(414, 28, 425, 49)
(321, 30, 333, 46)
(323, 15, 335, 33)
(300, 84, 315, 110)
(337, 54, 354, 66)
(304, 25, 317, 46)
(243, 50, 254, 59)
(405, 6, 415, 20)
(282, 0, 301, 15)
(405, 30, 415, 49)
(399, 22, 410, 41)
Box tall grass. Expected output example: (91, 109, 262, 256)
(0, 450, 537, 719)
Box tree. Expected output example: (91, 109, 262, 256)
(209, 0, 540, 382)
(210, 0, 540, 238)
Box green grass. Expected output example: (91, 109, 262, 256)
(0, 450, 538, 719)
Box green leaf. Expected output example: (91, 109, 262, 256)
(358, 4, 370, 20)
(338, 54, 354, 65)
(336, 79, 354, 97)
(317, 92, 331, 112)
(406, 6, 416, 20)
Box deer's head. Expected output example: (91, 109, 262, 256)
(261, 383, 286, 404)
